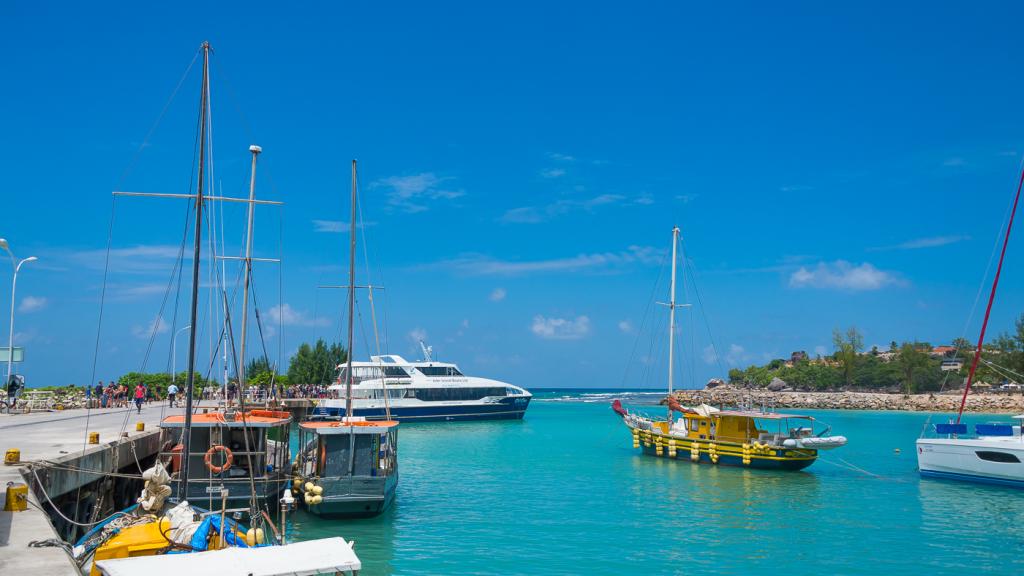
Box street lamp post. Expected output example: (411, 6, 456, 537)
(173, 325, 192, 387)
(0, 239, 37, 392)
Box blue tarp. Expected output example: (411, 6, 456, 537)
(976, 424, 1014, 436)
(935, 423, 967, 435)
(167, 516, 268, 553)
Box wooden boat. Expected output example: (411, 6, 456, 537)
(612, 227, 846, 470)
(296, 418, 398, 516)
(295, 160, 400, 517)
(159, 409, 292, 508)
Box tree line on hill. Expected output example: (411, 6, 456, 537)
(727, 313, 1024, 393)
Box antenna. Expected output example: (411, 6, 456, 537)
(420, 340, 433, 362)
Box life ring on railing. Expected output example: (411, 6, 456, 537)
(204, 445, 233, 474)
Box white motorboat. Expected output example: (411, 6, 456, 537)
(918, 417, 1024, 488)
(313, 348, 532, 422)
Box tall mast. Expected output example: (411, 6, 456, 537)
(667, 226, 679, 423)
(237, 145, 261, 401)
(345, 160, 357, 421)
(956, 164, 1024, 423)
(179, 41, 210, 493)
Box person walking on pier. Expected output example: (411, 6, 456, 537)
(167, 382, 178, 408)
(134, 382, 145, 413)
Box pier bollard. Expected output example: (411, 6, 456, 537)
(88, 432, 100, 444)
(136, 422, 145, 432)
(4, 448, 20, 465)
(4, 482, 28, 512)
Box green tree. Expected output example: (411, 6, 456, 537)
(897, 342, 931, 393)
(833, 326, 863, 388)
(287, 339, 348, 385)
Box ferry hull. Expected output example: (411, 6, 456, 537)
(306, 475, 398, 518)
(917, 438, 1024, 488)
(312, 397, 531, 422)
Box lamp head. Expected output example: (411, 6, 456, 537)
(0, 238, 8, 250)
(24, 256, 37, 263)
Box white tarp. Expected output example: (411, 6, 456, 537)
(96, 537, 361, 576)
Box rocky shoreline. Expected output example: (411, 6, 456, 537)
(672, 385, 1024, 413)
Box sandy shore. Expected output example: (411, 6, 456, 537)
(672, 385, 1024, 413)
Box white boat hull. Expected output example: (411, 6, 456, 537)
(917, 437, 1024, 488)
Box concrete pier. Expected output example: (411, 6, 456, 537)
(0, 404, 187, 574)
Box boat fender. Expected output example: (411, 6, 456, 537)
(245, 528, 265, 546)
(304, 481, 315, 492)
(311, 495, 323, 505)
(204, 445, 233, 474)
(311, 485, 324, 496)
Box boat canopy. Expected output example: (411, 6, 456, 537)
(161, 410, 291, 428)
(715, 410, 813, 420)
(94, 536, 360, 576)
(301, 420, 399, 434)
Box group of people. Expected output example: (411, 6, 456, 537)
(84, 380, 180, 413)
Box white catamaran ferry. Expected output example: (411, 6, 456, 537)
(313, 349, 532, 422)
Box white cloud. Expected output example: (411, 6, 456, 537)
(702, 345, 718, 364)
(788, 261, 901, 291)
(373, 173, 464, 213)
(500, 194, 627, 224)
(408, 327, 428, 343)
(489, 288, 507, 302)
(132, 316, 169, 339)
(540, 168, 566, 178)
(869, 235, 969, 251)
(68, 244, 183, 274)
(548, 152, 576, 162)
(779, 185, 813, 192)
(634, 194, 655, 205)
(18, 296, 47, 313)
(430, 245, 664, 276)
(704, 343, 755, 366)
(531, 315, 590, 340)
(675, 194, 697, 203)
(266, 304, 329, 327)
(618, 320, 634, 334)
(943, 157, 966, 167)
(312, 220, 375, 233)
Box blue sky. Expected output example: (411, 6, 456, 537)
(2, 1, 1024, 390)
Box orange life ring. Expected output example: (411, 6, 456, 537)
(204, 445, 233, 474)
(169, 443, 184, 473)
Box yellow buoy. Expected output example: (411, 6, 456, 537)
(667, 439, 677, 458)
(311, 495, 323, 505)
(246, 528, 266, 546)
(4, 448, 21, 465)
(311, 485, 324, 496)
(304, 481, 315, 492)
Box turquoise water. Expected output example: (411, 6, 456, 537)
(288, 390, 1024, 575)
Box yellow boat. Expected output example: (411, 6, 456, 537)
(611, 227, 846, 470)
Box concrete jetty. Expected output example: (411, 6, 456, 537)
(0, 404, 187, 574)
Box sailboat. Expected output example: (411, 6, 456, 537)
(612, 227, 847, 470)
(75, 42, 361, 575)
(916, 161, 1024, 488)
(294, 160, 399, 517)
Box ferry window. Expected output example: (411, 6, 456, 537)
(418, 366, 463, 377)
(382, 366, 409, 378)
(975, 451, 1020, 463)
(414, 387, 505, 401)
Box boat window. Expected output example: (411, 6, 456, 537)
(976, 424, 1014, 436)
(382, 366, 410, 377)
(975, 451, 1021, 463)
(417, 366, 464, 377)
(412, 387, 506, 402)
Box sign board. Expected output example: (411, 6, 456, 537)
(0, 347, 24, 363)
